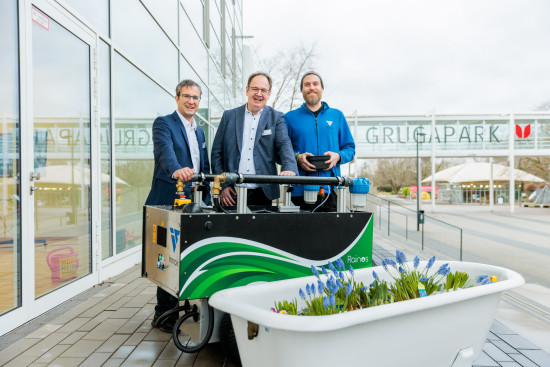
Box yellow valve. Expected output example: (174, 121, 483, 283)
(174, 179, 191, 207)
(490, 276, 497, 282)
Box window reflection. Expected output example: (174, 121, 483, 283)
(65, 0, 109, 36)
(181, 0, 204, 40)
(180, 9, 208, 82)
(32, 10, 91, 297)
(0, 0, 20, 315)
(141, 0, 178, 42)
(100, 40, 112, 259)
(114, 53, 173, 254)
(112, 0, 177, 89)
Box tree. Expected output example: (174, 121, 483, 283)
(359, 158, 452, 194)
(252, 43, 317, 112)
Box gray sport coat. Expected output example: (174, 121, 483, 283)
(211, 104, 298, 200)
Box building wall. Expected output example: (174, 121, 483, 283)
(0, 0, 244, 333)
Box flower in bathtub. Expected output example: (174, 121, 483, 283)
(274, 252, 492, 316)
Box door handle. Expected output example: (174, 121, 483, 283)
(30, 186, 38, 195)
(30, 172, 41, 181)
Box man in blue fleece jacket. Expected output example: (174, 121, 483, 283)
(284, 71, 355, 210)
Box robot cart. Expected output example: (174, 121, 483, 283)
(142, 173, 373, 355)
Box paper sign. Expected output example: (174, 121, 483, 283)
(32, 6, 49, 31)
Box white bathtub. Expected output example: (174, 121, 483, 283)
(209, 261, 524, 367)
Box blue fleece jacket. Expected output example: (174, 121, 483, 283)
(285, 102, 355, 196)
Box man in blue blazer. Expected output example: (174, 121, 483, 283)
(145, 79, 210, 332)
(211, 72, 298, 207)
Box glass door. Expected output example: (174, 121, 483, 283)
(30, 3, 93, 297)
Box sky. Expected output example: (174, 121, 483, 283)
(243, 0, 550, 115)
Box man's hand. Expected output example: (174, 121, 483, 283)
(297, 152, 316, 172)
(279, 170, 296, 176)
(322, 151, 340, 170)
(173, 167, 195, 182)
(221, 186, 237, 206)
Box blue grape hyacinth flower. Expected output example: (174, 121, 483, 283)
(413, 256, 420, 269)
(311, 265, 320, 278)
(372, 270, 380, 281)
(329, 294, 336, 307)
(396, 250, 407, 265)
(299, 288, 306, 301)
(323, 296, 329, 309)
(426, 256, 436, 269)
(346, 282, 352, 296)
(349, 265, 355, 276)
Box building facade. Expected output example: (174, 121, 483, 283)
(0, 0, 245, 333)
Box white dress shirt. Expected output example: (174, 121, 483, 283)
(238, 107, 263, 189)
(174, 111, 200, 181)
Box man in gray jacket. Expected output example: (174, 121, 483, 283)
(211, 72, 298, 206)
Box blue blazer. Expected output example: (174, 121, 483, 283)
(211, 104, 298, 200)
(145, 111, 210, 206)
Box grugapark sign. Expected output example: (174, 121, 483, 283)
(363, 125, 504, 145)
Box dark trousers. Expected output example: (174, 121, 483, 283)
(155, 287, 178, 315)
(225, 187, 272, 207)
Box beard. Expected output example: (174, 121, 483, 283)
(304, 92, 321, 106)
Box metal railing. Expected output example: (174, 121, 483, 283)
(365, 194, 463, 261)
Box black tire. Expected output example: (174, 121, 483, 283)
(219, 312, 241, 366)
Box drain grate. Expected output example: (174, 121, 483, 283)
(0, 282, 112, 351)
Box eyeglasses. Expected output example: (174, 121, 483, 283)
(248, 86, 271, 95)
(179, 93, 201, 102)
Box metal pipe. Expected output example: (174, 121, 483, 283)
(191, 173, 355, 187)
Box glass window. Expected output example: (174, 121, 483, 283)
(0, 0, 20, 315)
(65, 0, 109, 36)
(209, 24, 222, 70)
(32, 8, 91, 297)
(100, 40, 112, 260)
(209, 58, 225, 109)
(180, 10, 208, 82)
(112, 0, 177, 89)
(209, 0, 221, 44)
(113, 53, 174, 254)
(182, 0, 204, 39)
(141, 0, 178, 42)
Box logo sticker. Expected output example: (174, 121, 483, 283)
(169, 228, 180, 252)
(326, 120, 333, 127)
(515, 124, 531, 139)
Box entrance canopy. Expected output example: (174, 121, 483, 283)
(422, 162, 546, 183)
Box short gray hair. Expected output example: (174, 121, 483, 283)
(176, 79, 202, 96)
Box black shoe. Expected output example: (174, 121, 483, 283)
(152, 312, 177, 333)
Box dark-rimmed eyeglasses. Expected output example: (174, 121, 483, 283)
(179, 93, 201, 102)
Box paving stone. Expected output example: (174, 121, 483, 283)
(59, 339, 103, 358)
(23, 331, 70, 356)
(102, 359, 125, 367)
(153, 359, 178, 367)
(508, 353, 539, 367)
(520, 349, 550, 366)
(96, 334, 130, 353)
(491, 339, 519, 354)
(124, 332, 147, 346)
(47, 357, 85, 366)
(499, 362, 523, 367)
(112, 345, 136, 359)
(490, 320, 519, 335)
(79, 352, 112, 367)
(59, 331, 86, 345)
(0, 338, 36, 365)
(2, 354, 38, 367)
(109, 307, 140, 319)
(120, 340, 166, 366)
(473, 351, 500, 366)
(500, 334, 540, 350)
(157, 341, 183, 361)
(33, 344, 71, 364)
(83, 318, 128, 340)
(25, 324, 62, 339)
(483, 341, 514, 362)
